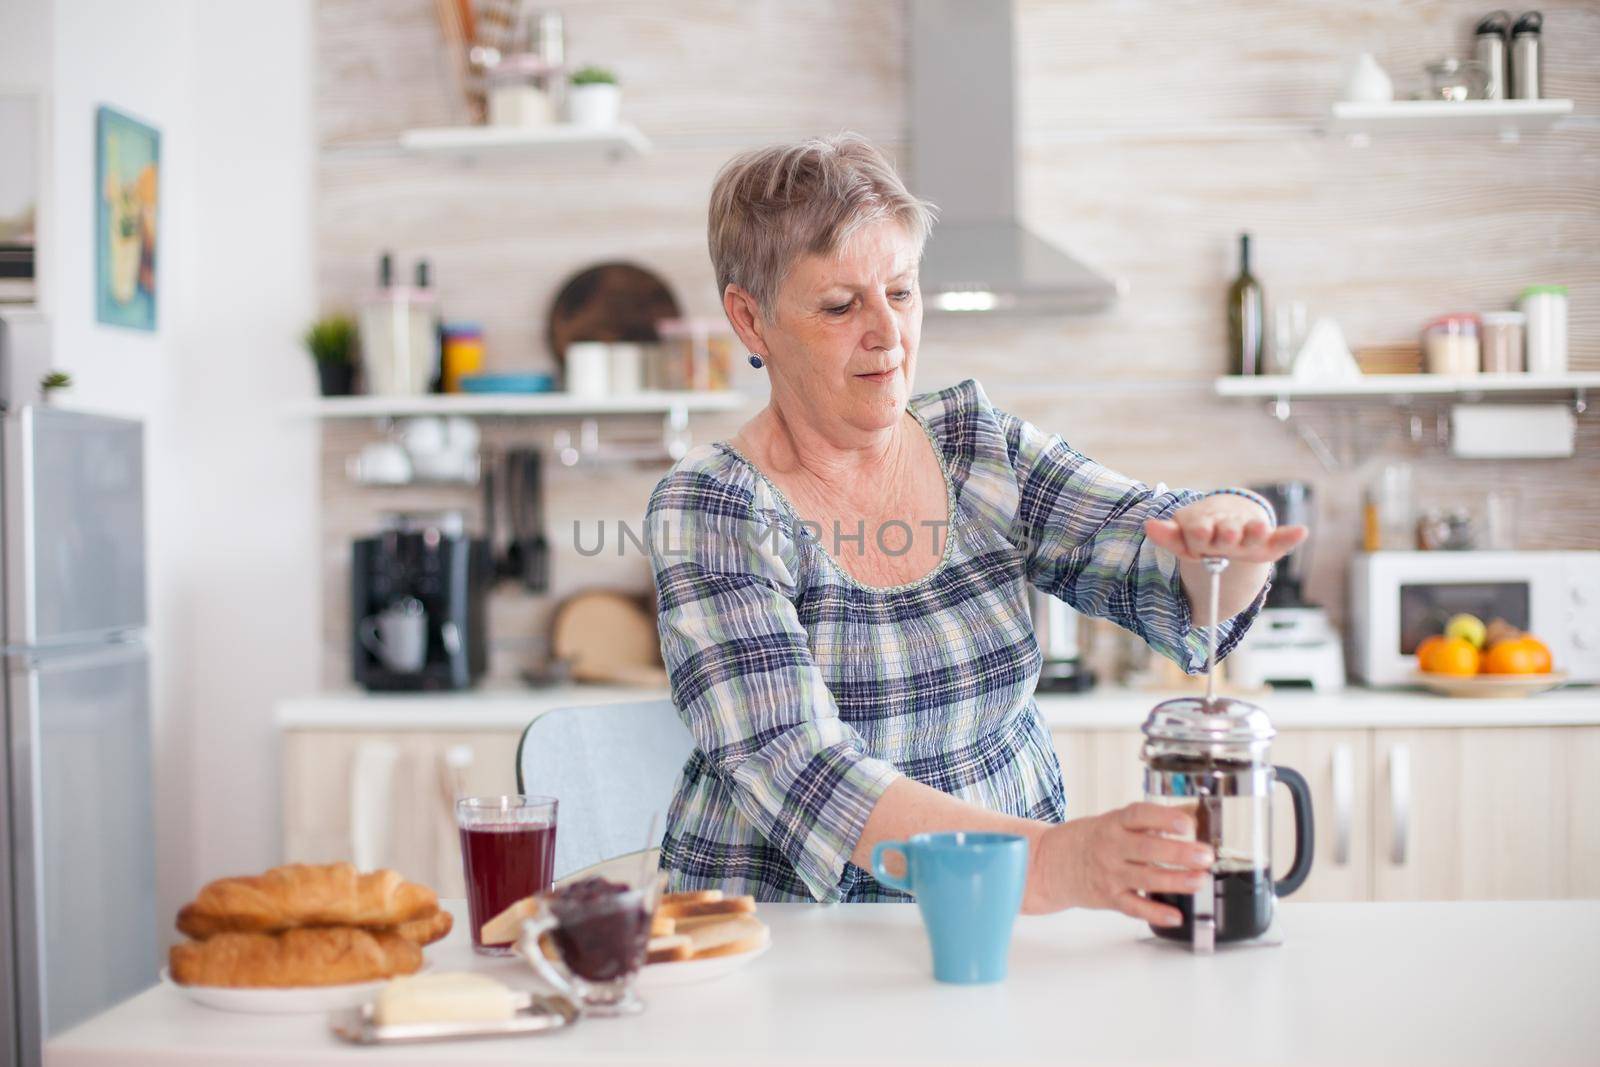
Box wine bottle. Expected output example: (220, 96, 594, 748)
(1227, 233, 1265, 376)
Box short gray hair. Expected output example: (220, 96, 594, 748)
(708, 132, 937, 321)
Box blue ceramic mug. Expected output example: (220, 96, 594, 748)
(871, 832, 1029, 984)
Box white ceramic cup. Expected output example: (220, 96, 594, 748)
(361, 598, 428, 673)
(608, 342, 644, 394)
(565, 342, 611, 397)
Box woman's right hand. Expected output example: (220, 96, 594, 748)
(1022, 803, 1215, 926)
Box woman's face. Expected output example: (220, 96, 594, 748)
(756, 218, 923, 436)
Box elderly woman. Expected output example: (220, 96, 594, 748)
(646, 134, 1306, 927)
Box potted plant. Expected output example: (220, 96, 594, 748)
(39, 371, 72, 405)
(568, 65, 621, 128)
(303, 313, 358, 396)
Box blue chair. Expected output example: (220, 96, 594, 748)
(515, 698, 695, 881)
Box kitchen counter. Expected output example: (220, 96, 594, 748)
(48, 899, 1600, 1066)
(275, 683, 1600, 732)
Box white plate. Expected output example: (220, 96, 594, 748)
(160, 967, 425, 1014)
(637, 941, 770, 987)
(1412, 670, 1569, 699)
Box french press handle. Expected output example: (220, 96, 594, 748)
(1273, 765, 1316, 897)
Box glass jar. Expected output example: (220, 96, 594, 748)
(1426, 57, 1489, 101)
(1479, 311, 1526, 374)
(1140, 696, 1314, 948)
(655, 318, 735, 391)
(1422, 314, 1480, 376)
(1362, 462, 1414, 552)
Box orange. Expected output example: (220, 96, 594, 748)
(1483, 636, 1552, 675)
(1419, 636, 1480, 676)
(1415, 635, 1447, 663)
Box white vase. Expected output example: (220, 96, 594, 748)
(567, 83, 621, 128)
(1342, 52, 1394, 104)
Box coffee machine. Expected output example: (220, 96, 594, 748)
(351, 511, 489, 691)
(1028, 587, 1096, 693)
(1225, 481, 1345, 691)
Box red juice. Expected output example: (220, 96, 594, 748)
(459, 822, 557, 952)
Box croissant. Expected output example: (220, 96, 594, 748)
(169, 927, 423, 988)
(176, 863, 437, 939)
(393, 907, 453, 946)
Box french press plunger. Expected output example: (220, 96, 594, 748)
(1140, 558, 1315, 952)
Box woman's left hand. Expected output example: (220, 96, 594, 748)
(1144, 495, 1308, 564)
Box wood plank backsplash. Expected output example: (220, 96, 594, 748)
(316, 0, 1598, 688)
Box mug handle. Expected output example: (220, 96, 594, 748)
(1273, 765, 1316, 898)
(515, 907, 581, 1006)
(358, 617, 387, 660)
(871, 841, 913, 893)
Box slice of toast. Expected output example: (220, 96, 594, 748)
(684, 914, 768, 960)
(657, 894, 756, 921)
(650, 913, 676, 938)
(645, 934, 694, 965)
(479, 895, 540, 946)
(670, 911, 759, 932)
(660, 890, 723, 907)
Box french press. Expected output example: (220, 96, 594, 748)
(1140, 558, 1315, 952)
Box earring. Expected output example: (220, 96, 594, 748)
(748, 353, 765, 369)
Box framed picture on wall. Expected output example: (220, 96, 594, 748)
(95, 105, 159, 331)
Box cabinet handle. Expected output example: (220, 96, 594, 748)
(349, 741, 401, 871)
(1332, 742, 1354, 867)
(1389, 743, 1411, 866)
(437, 744, 475, 812)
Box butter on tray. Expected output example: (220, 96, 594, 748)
(374, 972, 518, 1026)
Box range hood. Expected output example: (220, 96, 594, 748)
(910, 0, 1120, 314)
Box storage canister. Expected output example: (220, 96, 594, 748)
(440, 322, 485, 393)
(1517, 285, 1568, 374)
(564, 341, 612, 397)
(1478, 311, 1526, 374)
(1422, 314, 1480, 376)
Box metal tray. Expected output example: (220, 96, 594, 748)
(330, 991, 579, 1045)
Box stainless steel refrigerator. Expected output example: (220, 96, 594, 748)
(1, 400, 157, 1066)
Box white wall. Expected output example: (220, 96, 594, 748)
(180, 0, 318, 897)
(31, 0, 318, 936)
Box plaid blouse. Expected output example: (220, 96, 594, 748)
(646, 378, 1265, 903)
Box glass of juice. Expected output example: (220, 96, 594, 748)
(457, 795, 559, 956)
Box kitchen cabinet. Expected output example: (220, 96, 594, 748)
(1048, 723, 1600, 904)
(1266, 731, 1371, 903)
(281, 720, 1599, 904)
(1371, 726, 1600, 902)
(281, 730, 522, 897)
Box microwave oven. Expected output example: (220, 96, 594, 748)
(1348, 551, 1600, 686)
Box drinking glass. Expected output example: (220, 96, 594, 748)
(457, 795, 559, 956)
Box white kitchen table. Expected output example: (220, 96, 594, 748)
(46, 899, 1599, 1067)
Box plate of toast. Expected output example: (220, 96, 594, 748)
(639, 890, 770, 986)
(164, 863, 451, 1013)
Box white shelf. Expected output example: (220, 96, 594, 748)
(1214, 373, 1600, 401)
(398, 123, 651, 159)
(1326, 99, 1575, 138)
(290, 390, 747, 420)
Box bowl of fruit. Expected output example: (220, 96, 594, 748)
(1412, 614, 1567, 698)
